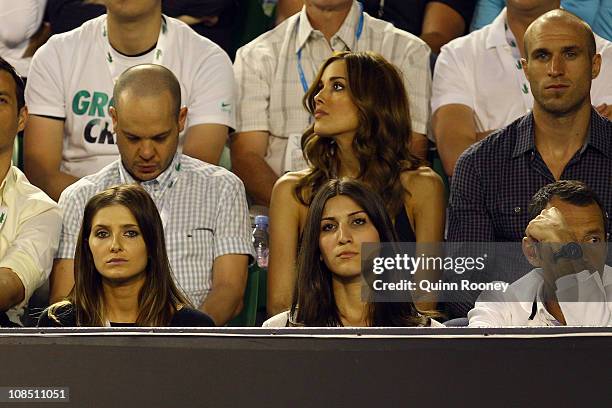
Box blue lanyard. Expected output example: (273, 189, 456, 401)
(296, 3, 364, 94)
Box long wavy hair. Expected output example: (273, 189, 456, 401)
(50, 184, 190, 326)
(295, 51, 423, 217)
(290, 179, 429, 327)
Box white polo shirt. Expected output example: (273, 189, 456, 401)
(432, 8, 612, 135)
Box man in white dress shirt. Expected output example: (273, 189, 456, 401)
(0, 57, 61, 327)
(469, 180, 612, 327)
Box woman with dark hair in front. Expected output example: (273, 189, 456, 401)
(267, 51, 445, 316)
(264, 179, 442, 327)
(38, 184, 214, 327)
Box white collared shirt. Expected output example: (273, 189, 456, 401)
(0, 166, 61, 325)
(432, 8, 612, 135)
(234, 0, 431, 176)
(468, 266, 612, 327)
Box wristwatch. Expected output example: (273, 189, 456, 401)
(552, 242, 583, 262)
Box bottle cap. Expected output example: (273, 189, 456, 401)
(254, 215, 269, 227)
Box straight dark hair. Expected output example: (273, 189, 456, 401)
(291, 179, 429, 327)
(49, 184, 191, 326)
(529, 180, 609, 238)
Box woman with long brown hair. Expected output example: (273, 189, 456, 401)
(38, 184, 214, 327)
(267, 51, 445, 316)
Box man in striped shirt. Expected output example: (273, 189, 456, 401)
(232, 0, 432, 206)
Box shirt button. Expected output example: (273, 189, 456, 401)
(514, 207, 521, 213)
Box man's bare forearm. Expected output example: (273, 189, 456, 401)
(35, 171, 79, 202)
(200, 286, 244, 326)
(438, 130, 491, 177)
(0, 268, 25, 311)
(232, 153, 278, 206)
(437, 133, 474, 177)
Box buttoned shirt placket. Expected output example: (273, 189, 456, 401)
(117, 154, 181, 229)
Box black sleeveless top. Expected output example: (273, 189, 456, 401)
(394, 206, 416, 242)
(37, 304, 215, 327)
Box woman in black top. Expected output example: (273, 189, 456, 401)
(38, 184, 213, 327)
(265, 179, 440, 327)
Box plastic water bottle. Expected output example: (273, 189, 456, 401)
(252, 215, 269, 268)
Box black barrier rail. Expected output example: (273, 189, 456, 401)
(3, 326, 612, 336)
(1, 328, 611, 407)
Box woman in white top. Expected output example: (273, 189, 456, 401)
(264, 179, 441, 327)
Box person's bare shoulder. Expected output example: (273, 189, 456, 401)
(272, 169, 310, 201)
(400, 166, 445, 201)
(274, 169, 310, 188)
(272, 170, 312, 229)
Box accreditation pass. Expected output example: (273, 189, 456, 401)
(0, 387, 69, 402)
